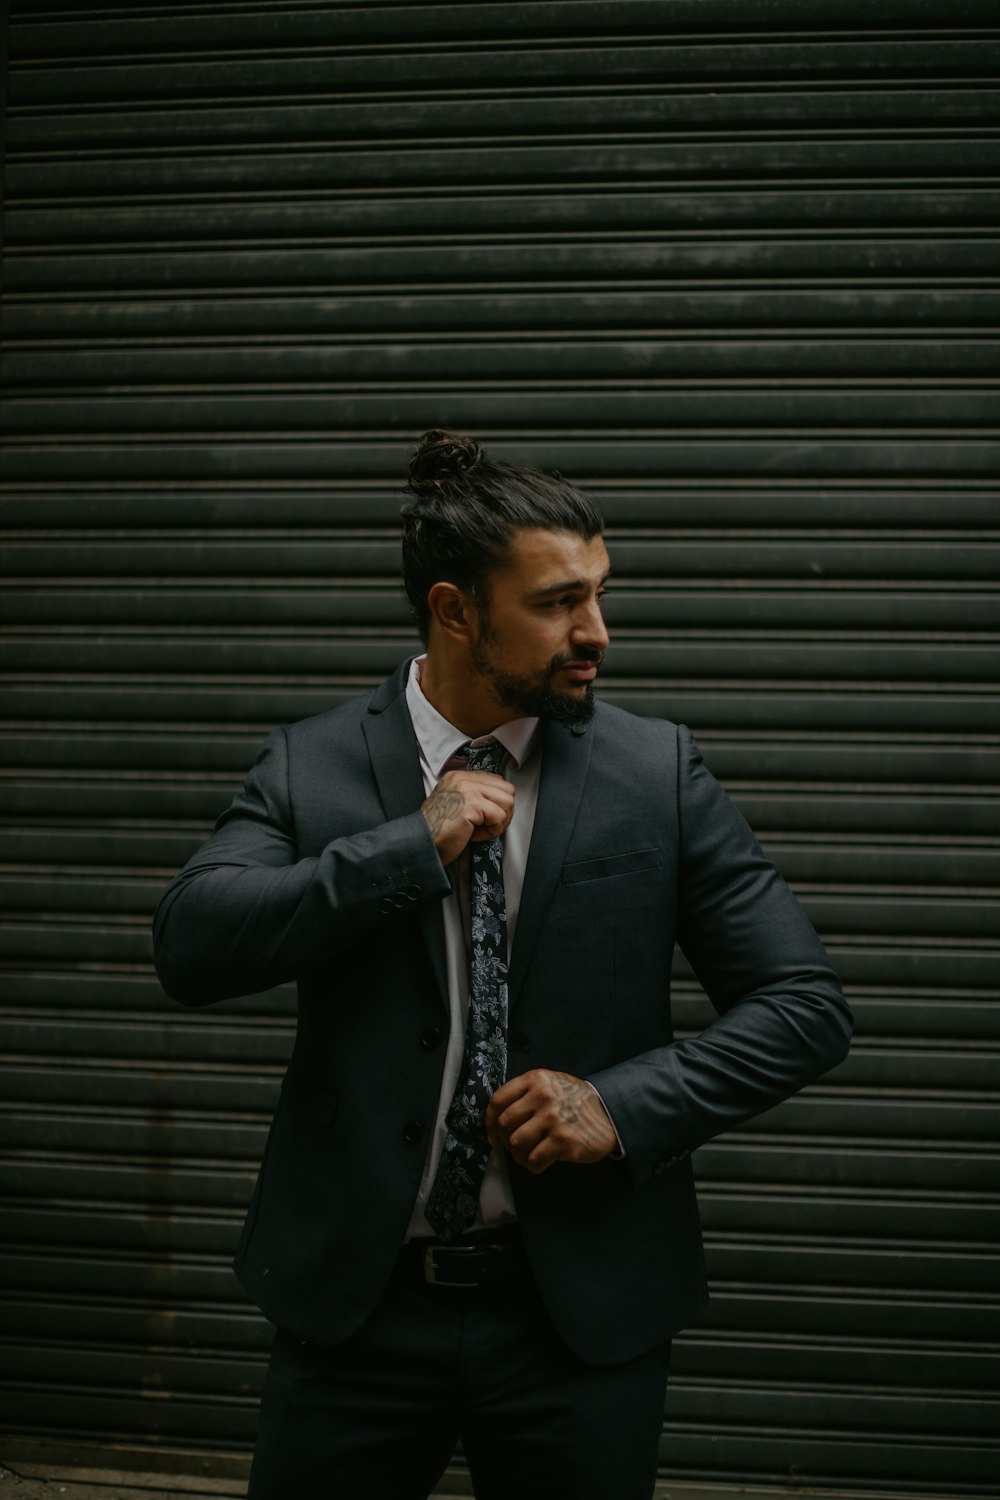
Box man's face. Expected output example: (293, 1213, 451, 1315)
(468, 528, 611, 726)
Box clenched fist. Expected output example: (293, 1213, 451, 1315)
(486, 1069, 618, 1174)
(421, 768, 515, 867)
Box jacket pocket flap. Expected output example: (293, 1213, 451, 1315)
(562, 847, 661, 885)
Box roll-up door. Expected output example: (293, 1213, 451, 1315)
(1, 2, 998, 1490)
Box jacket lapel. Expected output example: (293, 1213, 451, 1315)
(507, 717, 594, 1005)
(362, 664, 449, 1013)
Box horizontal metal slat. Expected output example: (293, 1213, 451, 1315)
(672, 1332, 1000, 1389)
(0, 1292, 266, 1349)
(6, 85, 999, 156)
(1, 1110, 268, 1160)
(698, 1189, 1000, 1244)
(0, 1383, 254, 1444)
(0, 1159, 261, 1212)
(11, 39, 1000, 110)
(0, 918, 154, 965)
(736, 1093, 1000, 1143)
(5, 438, 999, 483)
(6, 342, 1000, 392)
(10, 1, 997, 57)
(701, 1285, 1000, 1343)
(7, 389, 1000, 435)
(0, 1248, 249, 1301)
(6, 289, 1000, 341)
(0, 1202, 244, 1256)
(7, 142, 997, 208)
(0, 825, 206, 865)
(5, 534, 999, 578)
(8, 238, 1000, 293)
(0, 1064, 282, 1112)
(656, 1425, 1000, 1489)
(605, 687, 1000, 735)
(663, 1378, 1000, 1436)
(819, 943, 999, 992)
(795, 893, 1000, 940)
(5, 189, 1000, 253)
(0, 1011, 293, 1064)
(13, 35, 1000, 107)
(697, 1137, 996, 1191)
(837, 994, 1000, 1042)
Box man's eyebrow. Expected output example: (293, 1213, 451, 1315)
(526, 569, 612, 601)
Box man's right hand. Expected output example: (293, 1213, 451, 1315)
(420, 770, 515, 867)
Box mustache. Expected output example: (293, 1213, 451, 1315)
(548, 646, 606, 673)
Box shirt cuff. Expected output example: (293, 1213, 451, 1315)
(585, 1081, 626, 1159)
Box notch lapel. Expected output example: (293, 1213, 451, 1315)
(507, 717, 595, 1005)
(361, 667, 449, 1013)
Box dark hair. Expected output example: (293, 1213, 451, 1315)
(400, 429, 604, 640)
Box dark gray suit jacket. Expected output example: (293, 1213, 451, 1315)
(153, 662, 851, 1364)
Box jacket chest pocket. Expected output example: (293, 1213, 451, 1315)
(561, 846, 662, 886)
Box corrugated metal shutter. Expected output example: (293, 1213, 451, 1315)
(2, 1, 998, 1489)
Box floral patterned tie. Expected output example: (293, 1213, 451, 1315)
(425, 740, 508, 1240)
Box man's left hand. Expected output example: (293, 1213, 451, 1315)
(486, 1069, 618, 1174)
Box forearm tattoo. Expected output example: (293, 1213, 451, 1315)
(422, 786, 464, 838)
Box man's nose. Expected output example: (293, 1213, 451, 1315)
(573, 599, 610, 652)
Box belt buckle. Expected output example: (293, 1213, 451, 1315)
(423, 1243, 478, 1288)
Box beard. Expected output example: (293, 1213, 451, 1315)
(470, 632, 602, 728)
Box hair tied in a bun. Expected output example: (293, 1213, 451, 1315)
(407, 429, 484, 495)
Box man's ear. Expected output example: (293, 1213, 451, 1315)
(426, 581, 477, 643)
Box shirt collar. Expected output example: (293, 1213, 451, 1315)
(405, 656, 541, 777)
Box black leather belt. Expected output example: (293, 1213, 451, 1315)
(397, 1226, 526, 1291)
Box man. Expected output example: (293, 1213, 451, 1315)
(153, 429, 851, 1500)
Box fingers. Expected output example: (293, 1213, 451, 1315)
(489, 1070, 618, 1174)
(485, 1073, 529, 1145)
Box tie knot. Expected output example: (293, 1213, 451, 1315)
(465, 740, 505, 775)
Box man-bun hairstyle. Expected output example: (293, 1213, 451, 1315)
(401, 429, 604, 641)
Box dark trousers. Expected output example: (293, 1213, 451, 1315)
(247, 1260, 670, 1500)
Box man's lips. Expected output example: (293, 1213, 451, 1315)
(559, 661, 599, 682)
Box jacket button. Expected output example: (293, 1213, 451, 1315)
(420, 1026, 442, 1051)
(392, 891, 408, 908)
(378, 897, 394, 915)
(406, 884, 423, 900)
(402, 1119, 423, 1145)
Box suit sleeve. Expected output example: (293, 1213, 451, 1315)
(588, 723, 852, 1187)
(152, 725, 451, 1007)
